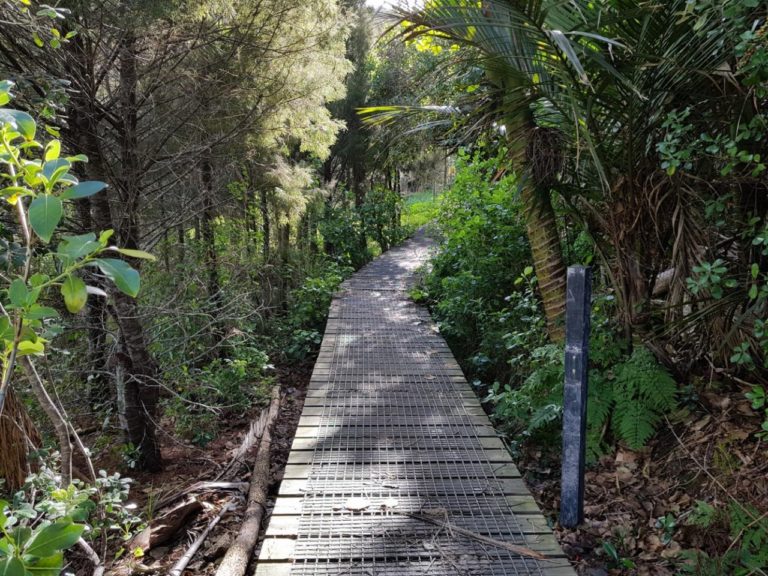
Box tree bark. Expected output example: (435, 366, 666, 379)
(506, 114, 567, 343)
(0, 387, 39, 492)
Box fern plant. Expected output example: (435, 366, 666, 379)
(612, 347, 678, 449)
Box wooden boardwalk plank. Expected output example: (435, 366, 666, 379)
(256, 232, 575, 575)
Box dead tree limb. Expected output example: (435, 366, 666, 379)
(167, 502, 234, 576)
(403, 512, 548, 561)
(214, 387, 281, 576)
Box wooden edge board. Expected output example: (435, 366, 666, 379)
(254, 563, 578, 576)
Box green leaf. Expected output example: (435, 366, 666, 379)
(92, 259, 140, 297)
(17, 340, 45, 357)
(57, 233, 100, 263)
(749, 284, 758, 300)
(28, 195, 62, 243)
(24, 521, 83, 558)
(8, 278, 28, 307)
(59, 181, 106, 200)
(32, 32, 44, 48)
(0, 318, 14, 341)
(113, 248, 156, 261)
(0, 500, 6, 530)
(98, 230, 114, 246)
(24, 553, 63, 576)
(26, 306, 58, 320)
(40, 159, 71, 186)
(43, 140, 60, 162)
(0, 109, 36, 140)
(0, 557, 25, 576)
(61, 275, 87, 314)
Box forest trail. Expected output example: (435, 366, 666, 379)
(255, 232, 576, 575)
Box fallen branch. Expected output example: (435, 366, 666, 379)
(77, 537, 104, 576)
(167, 502, 234, 576)
(215, 387, 281, 576)
(403, 512, 547, 561)
(154, 482, 248, 511)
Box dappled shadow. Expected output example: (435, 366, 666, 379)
(279, 233, 572, 575)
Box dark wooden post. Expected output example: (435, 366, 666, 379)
(560, 265, 592, 528)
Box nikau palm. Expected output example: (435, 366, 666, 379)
(364, 0, 627, 341)
(366, 0, 743, 349)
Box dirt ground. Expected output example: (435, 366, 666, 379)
(518, 384, 768, 575)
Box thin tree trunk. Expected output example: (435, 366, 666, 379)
(260, 186, 270, 262)
(0, 387, 39, 492)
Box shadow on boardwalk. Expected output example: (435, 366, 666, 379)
(256, 233, 577, 575)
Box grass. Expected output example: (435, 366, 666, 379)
(402, 190, 441, 231)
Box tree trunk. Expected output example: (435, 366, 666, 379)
(506, 114, 567, 343)
(65, 31, 162, 471)
(201, 158, 224, 356)
(0, 387, 40, 492)
(260, 186, 270, 262)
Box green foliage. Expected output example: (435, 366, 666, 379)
(288, 261, 351, 332)
(1, 458, 140, 575)
(319, 202, 369, 269)
(680, 500, 768, 575)
(166, 343, 272, 446)
(361, 186, 405, 251)
(602, 347, 678, 451)
(401, 191, 440, 231)
(0, 85, 143, 396)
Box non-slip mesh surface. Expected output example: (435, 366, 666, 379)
(290, 232, 546, 575)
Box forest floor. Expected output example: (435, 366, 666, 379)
(100, 360, 312, 576)
(517, 382, 768, 575)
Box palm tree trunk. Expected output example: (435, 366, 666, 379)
(506, 114, 568, 343)
(519, 182, 567, 342)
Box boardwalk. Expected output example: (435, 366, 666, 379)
(256, 233, 576, 576)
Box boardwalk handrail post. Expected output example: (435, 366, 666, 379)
(560, 265, 592, 528)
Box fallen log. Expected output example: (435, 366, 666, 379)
(214, 387, 281, 576)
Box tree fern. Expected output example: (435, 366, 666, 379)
(611, 347, 678, 450)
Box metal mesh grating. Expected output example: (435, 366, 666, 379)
(289, 232, 547, 575)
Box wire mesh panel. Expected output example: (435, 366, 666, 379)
(270, 232, 561, 575)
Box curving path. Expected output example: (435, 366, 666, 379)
(256, 232, 576, 576)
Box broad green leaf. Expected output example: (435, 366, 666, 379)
(61, 276, 87, 314)
(26, 306, 59, 320)
(40, 159, 70, 186)
(23, 553, 63, 576)
(93, 259, 140, 297)
(0, 500, 6, 530)
(0, 557, 25, 576)
(28, 195, 62, 243)
(43, 140, 60, 162)
(0, 318, 13, 341)
(23, 522, 83, 558)
(8, 278, 27, 307)
(57, 233, 100, 263)
(65, 154, 88, 163)
(0, 109, 36, 140)
(32, 32, 44, 48)
(0, 93, 9, 107)
(59, 181, 106, 200)
(113, 248, 156, 261)
(98, 230, 114, 246)
(17, 340, 45, 356)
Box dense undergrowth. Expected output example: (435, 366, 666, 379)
(416, 148, 768, 574)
